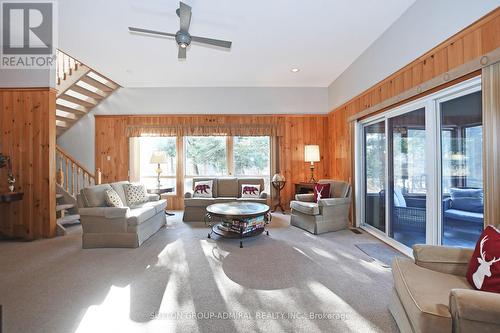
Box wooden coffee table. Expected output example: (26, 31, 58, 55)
(205, 202, 271, 248)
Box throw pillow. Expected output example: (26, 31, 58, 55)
(124, 183, 147, 206)
(466, 225, 500, 293)
(105, 188, 124, 207)
(313, 183, 331, 202)
(193, 180, 213, 198)
(450, 188, 484, 213)
(241, 184, 261, 198)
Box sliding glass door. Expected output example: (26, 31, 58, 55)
(439, 90, 483, 247)
(363, 122, 386, 232)
(358, 77, 483, 251)
(388, 108, 427, 248)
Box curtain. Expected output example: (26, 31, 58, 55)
(128, 137, 141, 182)
(125, 123, 283, 137)
(482, 61, 500, 227)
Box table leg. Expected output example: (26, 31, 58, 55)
(240, 224, 244, 248)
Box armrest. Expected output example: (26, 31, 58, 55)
(259, 192, 268, 199)
(295, 193, 314, 202)
(450, 289, 500, 329)
(146, 193, 160, 201)
(78, 207, 129, 219)
(443, 197, 452, 211)
(184, 191, 193, 199)
(413, 244, 474, 276)
(318, 197, 351, 207)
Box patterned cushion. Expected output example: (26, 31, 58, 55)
(241, 184, 260, 198)
(125, 184, 147, 206)
(193, 180, 213, 198)
(105, 188, 124, 207)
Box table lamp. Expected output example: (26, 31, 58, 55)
(150, 151, 167, 189)
(304, 145, 320, 183)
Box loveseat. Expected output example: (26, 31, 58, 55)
(182, 177, 267, 222)
(390, 244, 500, 333)
(77, 181, 167, 248)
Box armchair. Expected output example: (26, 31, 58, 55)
(390, 244, 500, 333)
(290, 180, 351, 234)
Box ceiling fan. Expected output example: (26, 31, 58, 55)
(128, 1, 232, 60)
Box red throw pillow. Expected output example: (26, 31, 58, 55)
(313, 183, 331, 203)
(466, 226, 500, 293)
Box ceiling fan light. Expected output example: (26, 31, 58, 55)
(180, 43, 187, 48)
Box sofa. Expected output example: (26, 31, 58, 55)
(390, 244, 500, 333)
(289, 179, 351, 234)
(77, 181, 167, 248)
(443, 188, 484, 228)
(182, 177, 267, 222)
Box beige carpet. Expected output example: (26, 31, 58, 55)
(0, 212, 400, 333)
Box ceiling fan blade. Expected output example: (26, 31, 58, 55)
(179, 2, 192, 32)
(128, 27, 176, 38)
(191, 36, 232, 49)
(178, 47, 187, 59)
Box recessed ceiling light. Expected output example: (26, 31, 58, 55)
(290, 68, 300, 73)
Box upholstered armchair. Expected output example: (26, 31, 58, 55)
(290, 179, 351, 234)
(391, 244, 500, 333)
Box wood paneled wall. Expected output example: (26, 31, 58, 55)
(328, 8, 500, 183)
(95, 115, 330, 209)
(0, 88, 56, 239)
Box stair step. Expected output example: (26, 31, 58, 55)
(56, 194, 63, 199)
(57, 214, 80, 225)
(70, 84, 106, 100)
(56, 114, 77, 122)
(80, 75, 115, 92)
(56, 204, 74, 212)
(56, 103, 88, 114)
(58, 93, 97, 108)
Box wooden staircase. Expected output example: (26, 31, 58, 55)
(55, 145, 102, 235)
(56, 49, 120, 137)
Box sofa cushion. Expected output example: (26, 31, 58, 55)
(392, 257, 472, 333)
(444, 209, 484, 224)
(125, 183, 148, 206)
(214, 197, 238, 204)
(83, 184, 112, 207)
(236, 198, 267, 204)
(127, 205, 157, 226)
(313, 183, 330, 202)
(110, 181, 130, 205)
(141, 199, 167, 214)
(290, 201, 320, 215)
(192, 178, 217, 197)
(184, 197, 215, 207)
(241, 184, 261, 198)
(105, 188, 125, 207)
(193, 180, 214, 198)
(217, 178, 238, 197)
(466, 226, 500, 292)
(237, 178, 264, 198)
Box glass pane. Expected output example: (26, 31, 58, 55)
(139, 137, 177, 191)
(440, 91, 483, 247)
(185, 136, 227, 176)
(234, 136, 271, 192)
(363, 122, 386, 232)
(389, 108, 426, 248)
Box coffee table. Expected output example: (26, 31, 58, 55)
(205, 202, 271, 248)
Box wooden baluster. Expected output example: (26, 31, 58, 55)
(65, 157, 69, 192)
(71, 162, 76, 196)
(96, 168, 102, 185)
(56, 152, 64, 186)
(75, 167, 79, 193)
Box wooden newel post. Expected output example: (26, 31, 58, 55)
(96, 168, 102, 185)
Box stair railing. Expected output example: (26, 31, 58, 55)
(56, 145, 101, 196)
(56, 49, 81, 85)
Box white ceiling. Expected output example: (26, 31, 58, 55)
(59, 0, 415, 88)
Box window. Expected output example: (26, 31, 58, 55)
(184, 136, 271, 192)
(138, 137, 177, 192)
(233, 136, 271, 191)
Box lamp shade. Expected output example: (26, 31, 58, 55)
(304, 145, 320, 162)
(150, 151, 168, 164)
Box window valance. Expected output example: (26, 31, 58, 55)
(125, 123, 283, 137)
